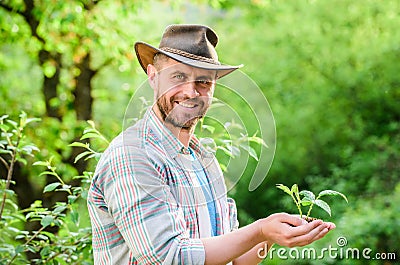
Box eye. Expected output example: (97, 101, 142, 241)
(174, 74, 184, 80)
(196, 79, 213, 87)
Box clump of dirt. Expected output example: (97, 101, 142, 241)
(303, 216, 319, 223)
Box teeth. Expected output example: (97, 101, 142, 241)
(179, 102, 195, 108)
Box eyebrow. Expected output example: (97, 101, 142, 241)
(196, 74, 215, 81)
(170, 70, 188, 78)
(168, 67, 216, 81)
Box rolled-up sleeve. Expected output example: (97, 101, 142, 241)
(91, 144, 205, 264)
(227, 197, 239, 231)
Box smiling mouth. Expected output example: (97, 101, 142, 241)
(175, 101, 197, 108)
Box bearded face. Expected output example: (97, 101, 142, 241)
(152, 59, 216, 130)
(156, 92, 209, 129)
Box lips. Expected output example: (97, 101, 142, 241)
(175, 101, 197, 108)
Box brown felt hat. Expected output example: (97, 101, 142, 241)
(134, 24, 242, 79)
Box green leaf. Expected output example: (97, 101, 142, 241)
(80, 132, 101, 140)
(85, 153, 100, 161)
(16, 157, 27, 165)
(70, 210, 80, 225)
(227, 145, 240, 157)
(25, 117, 41, 125)
(291, 184, 300, 202)
(87, 120, 96, 128)
(201, 124, 215, 134)
(40, 246, 51, 257)
(0, 149, 13, 155)
(43, 182, 61, 193)
(41, 215, 55, 228)
(276, 184, 292, 195)
(315, 199, 331, 216)
(69, 142, 89, 148)
(300, 200, 312, 206)
(74, 151, 92, 163)
(83, 127, 96, 134)
(20, 144, 40, 154)
(299, 190, 316, 201)
(6, 119, 18, 129)
(0, 124, 10, 132)
(239, 144, 258, 161)
(219, 163, 227, 172)
(80, 190, 88, 200)
(33, 161, 50, 167)
(53, 205, 67, 215)
(0, 114, 9, 121)
(318, 190, 348, 203)
(291, 184, 299, 194)
(216, 146, 234, 158)
(68, 195, 77, 204)
(15, 245, 25, 254)
(247, 134, 268, 148)
(39, 171, 59, 178)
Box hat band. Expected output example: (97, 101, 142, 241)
(160, 47, 221, 65)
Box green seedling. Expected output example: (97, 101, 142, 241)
(276, 184, 348, 220)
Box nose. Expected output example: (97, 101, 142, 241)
(181, 81, 200, 98)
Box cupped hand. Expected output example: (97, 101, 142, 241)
(259, 213, 335, 248)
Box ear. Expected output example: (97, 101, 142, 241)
(147, 64, 157, 90)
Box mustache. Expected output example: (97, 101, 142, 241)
(170, 96, 207, 105)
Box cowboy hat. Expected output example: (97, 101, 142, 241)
(134, 24, 242, 79)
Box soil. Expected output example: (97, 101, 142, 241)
(302, 216, 319, 223)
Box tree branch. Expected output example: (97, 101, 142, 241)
(0, 155, 10, 171)
(0, 2, 23, 16)
(83, 0, 102, 11)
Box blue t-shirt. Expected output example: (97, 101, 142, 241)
(190, 148, 217, 236)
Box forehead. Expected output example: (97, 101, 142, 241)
(158, 58, 216, 78)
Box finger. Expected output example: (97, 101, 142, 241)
(290, 222, 330, 246)
(313, 227, 330, 241)
(288, 219, 324, 237)
(325, 222, 336, 230)
(280, 213, 307, 227)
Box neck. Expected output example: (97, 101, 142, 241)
(152, 105, 194, 147)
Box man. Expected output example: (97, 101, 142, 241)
(87, 24, 335, 264)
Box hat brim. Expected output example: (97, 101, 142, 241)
(134, 41, 242, 79)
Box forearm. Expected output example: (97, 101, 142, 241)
(201, 220, 264, 265)
(232, 241, 273, 265)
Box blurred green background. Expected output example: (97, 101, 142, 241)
(1, 0, 399, 264)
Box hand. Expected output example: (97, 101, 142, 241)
(259, 213, 335, 247)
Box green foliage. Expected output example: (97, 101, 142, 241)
(276, 184, 348, 219)
(0, 114, 97, 264)
(69, 120, 109, 163)
(197, 113, 267, 172)
(1, 0, 399, 264)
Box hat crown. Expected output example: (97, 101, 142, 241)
(159, 24, 219, 64)
(134, 24, 241, 78)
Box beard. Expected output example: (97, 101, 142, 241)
(156, 94, 210, 129)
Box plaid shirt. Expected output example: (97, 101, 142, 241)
(87, 108, 238, 264)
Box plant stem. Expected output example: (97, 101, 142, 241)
(0, 150, 16, 220)
(290, 194, 302, 218)
(0, 156, 10, 171)
(306, 195, 320, 218)
(0, 129, 22, 220)
(306, 204, 313, 218)
(7, 225, 46, 265)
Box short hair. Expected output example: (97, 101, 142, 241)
(153, 53, 170, 71)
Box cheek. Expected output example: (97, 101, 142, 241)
(157, 82, 177, 99)
(201, 89, 214, 99)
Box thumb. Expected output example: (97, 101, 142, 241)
(281, 213, 307, 227)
